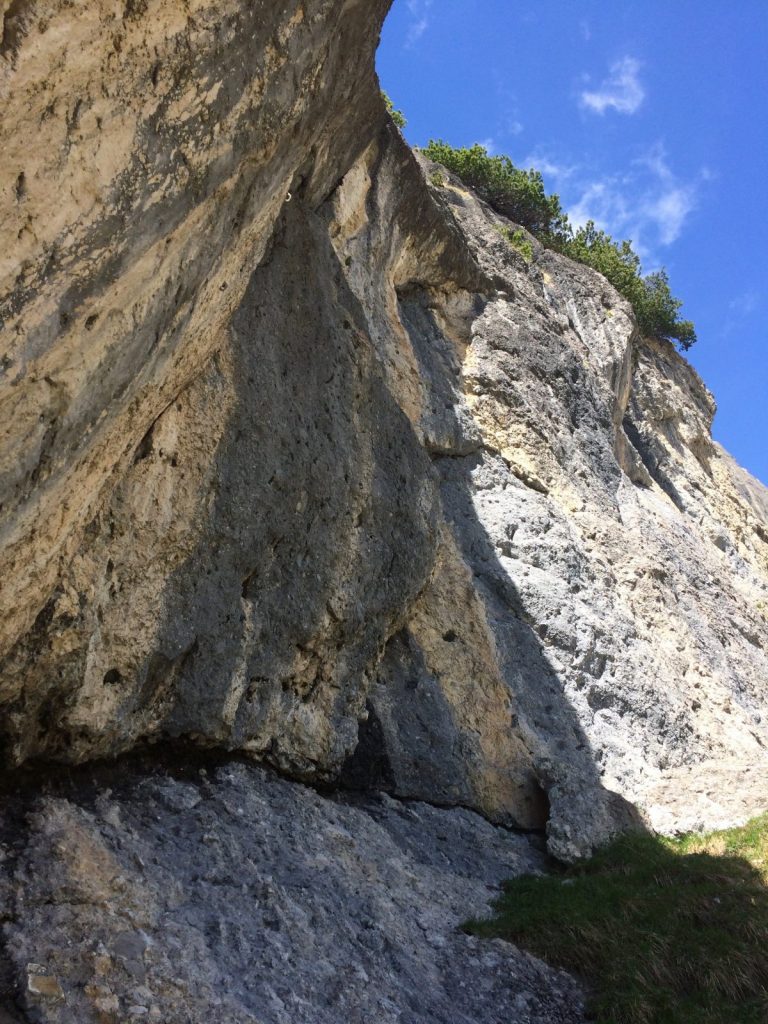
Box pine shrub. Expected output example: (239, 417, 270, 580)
(424, 141, 696, 349)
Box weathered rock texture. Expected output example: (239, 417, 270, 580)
(1, 0, 767, 872)
(0, 755, 584, 1023)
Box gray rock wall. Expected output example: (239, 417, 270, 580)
(336, 145, 768, 856)
(0, 756, 584, 1023)
(0, 0, 766, 865)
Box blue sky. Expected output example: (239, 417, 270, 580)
(377, 0, 768, 485)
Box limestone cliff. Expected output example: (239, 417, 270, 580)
(2, 0, 767, 872)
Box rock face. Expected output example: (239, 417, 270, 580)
(1, 0, 767, 872)
(0, 755, 584, 1023)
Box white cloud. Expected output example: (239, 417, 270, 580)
(519, 152, 577, 186)
(501, 117, 524, 137)
(563, 143, 703, 263)
(722, 290, 761, 337)
(631, 143, 697, 243)
(568, 181, 626, 231)
(643, 187, 696, 245)
(405, 0, 432, 47)
(636, 141, 673, 181)
(478, 138, 497, 155)
(580, 57, 645, 115)
(491, 72, 524, 140)
(729, 291, 760, 316)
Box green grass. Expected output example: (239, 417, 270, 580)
(465, 814, 768, 1023)
(496, 225, 533, 263)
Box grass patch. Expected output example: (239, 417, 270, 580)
(465, 814, 768, 1023)
(496, 225, 533, 263)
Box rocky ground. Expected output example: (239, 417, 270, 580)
(0, 753, 584, 1024)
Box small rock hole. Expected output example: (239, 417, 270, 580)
(526, 779, 551, 831)
(133, 427, 154, 463)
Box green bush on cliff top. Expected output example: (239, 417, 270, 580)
(382, 91, 406, 130)
(423, 140, 569, 238)
(423, 140, 696, 350)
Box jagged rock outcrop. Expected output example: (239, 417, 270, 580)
(338, 146, 768, 855)
(2, 0, 767, 872)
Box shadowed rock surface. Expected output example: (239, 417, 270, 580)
(0, 755, 584, 1023)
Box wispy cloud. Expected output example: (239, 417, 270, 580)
(563, 143, 704, 263)
(478, 137, 497, 155)
(580, 57, 645, 115)
(519, 152, 577, 186)
(405, 0, 432, 48)
(722, 290, 761, 337)
(643, 187, 696, 245)
(568, 181, 629, 233)
(500, 116, 523, 137)
(729, 291, 760, 317)
(635, 143, 697, 244)
(491, 72, 524, 140)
